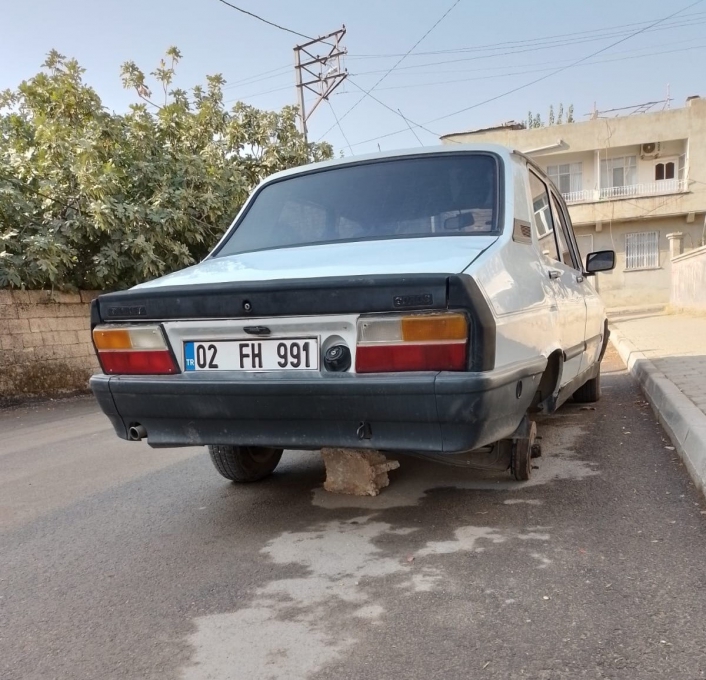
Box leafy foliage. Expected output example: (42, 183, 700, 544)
(527, 103, 574, 129)
(0, 49, 332, 290)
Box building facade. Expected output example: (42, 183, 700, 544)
(441, 98, 706, 308)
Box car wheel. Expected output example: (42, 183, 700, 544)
(510, 420, 537, 481)
(208, 445, 283, 483)
(573, 368, 601, 403)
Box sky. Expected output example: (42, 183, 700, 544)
(2, 0, 705, 155)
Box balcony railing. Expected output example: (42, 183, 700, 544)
(563, 178, 687, 204)
(563, 189, 593, 203)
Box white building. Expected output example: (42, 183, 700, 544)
(441, 97, 706, 308)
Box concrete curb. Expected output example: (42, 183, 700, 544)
(606, 304, 666, 320)
(610, 326, 706, 498)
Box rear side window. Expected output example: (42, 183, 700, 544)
(214, 154, 500, 257)
(529, 171, 558, 260)
(549, 194, 579, 270)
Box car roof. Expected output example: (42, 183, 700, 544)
(263, 143, 519, 184)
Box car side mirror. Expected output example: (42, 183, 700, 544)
(585, 250, 615, 274)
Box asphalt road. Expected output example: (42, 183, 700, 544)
(2, 346, 706, 680)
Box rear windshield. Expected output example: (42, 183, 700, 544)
(214, 153, 500, 257)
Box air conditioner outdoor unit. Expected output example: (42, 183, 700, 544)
(640, 142, 661, 158)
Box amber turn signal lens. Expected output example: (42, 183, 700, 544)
(401, 314, 467, 342)
(93, 328, 132, 350)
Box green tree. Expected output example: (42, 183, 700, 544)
(526, 103, 574, 129)
(0, 49, 332, 290)
(526, 111, 542, 129)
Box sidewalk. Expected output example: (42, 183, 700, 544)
(610, 311, 706, 497)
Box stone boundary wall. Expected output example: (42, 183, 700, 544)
(671, 245, 706, 312)
(0, 290, 101, 403)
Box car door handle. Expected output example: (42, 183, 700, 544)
(548, 269, 561, 280)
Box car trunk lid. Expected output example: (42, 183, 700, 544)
(133, 236, 496, 289)
(96, 273, 453, 321)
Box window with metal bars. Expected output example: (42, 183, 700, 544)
(625, 231, 659, 270)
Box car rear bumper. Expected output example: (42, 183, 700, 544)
(90, 357, 546, 455)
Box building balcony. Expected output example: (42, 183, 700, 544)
(563, 189, 594, 204)
(563, 178, 688, 204)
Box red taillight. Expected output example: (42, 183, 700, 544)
(98, 350, 178, 375)
(93, 324, 179, 375)
(356, 343, 467, 373)
(355, 312, 469, 373)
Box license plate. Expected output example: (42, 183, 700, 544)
(184, 339, 319, 371)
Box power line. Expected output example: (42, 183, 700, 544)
(222, 64, 291, 91)
(214, 0, 314, 40)
(344, 43, 706, 95)
(347, 0, 705, 149)
(223, 22, 703, 134)
(223, 83, 293, 104)
(348, 35, 706, 80)
(346, 11, 706, 60)
(346, 78, 438, 139)
(433, 0, 705, 127)
(226, 36, 703, 107)
(223, 31, 703, 103)
(317, 0, 461, 140)
(327, 100, 354, 155)
(398, 108, 424, 146)
(348, 18, 706, 76)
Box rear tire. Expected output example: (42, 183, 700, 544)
(573, 368, 601, 403)
(208, 445, 283, 483)
(510, 420, 536, 481)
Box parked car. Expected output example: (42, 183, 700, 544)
(90, 145, 615, 482)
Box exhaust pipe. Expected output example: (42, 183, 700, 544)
(128, 424, 147, 441)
